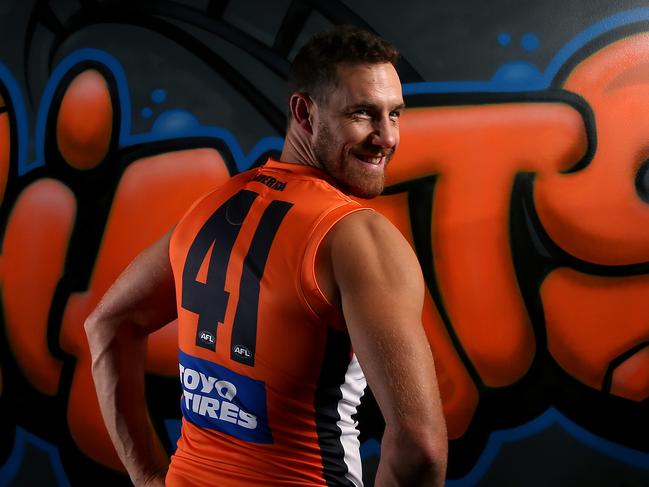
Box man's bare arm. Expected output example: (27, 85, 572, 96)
(84, 231, 177, 486)
(327, 210, 448, 486)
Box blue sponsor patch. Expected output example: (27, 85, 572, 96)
(178, 350, 273, 444)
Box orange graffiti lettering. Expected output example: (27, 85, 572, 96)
(0, 31, 647, 477)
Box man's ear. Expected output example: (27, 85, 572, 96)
(289, 93, 314, 135)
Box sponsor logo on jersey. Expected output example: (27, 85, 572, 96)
(178, 350, 273, 443)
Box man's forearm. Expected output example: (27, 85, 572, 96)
(86, 315, 169, 486)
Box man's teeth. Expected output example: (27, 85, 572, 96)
(356, 155, 382, 164)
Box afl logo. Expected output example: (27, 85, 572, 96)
(199, 331, 215, 344)
(233, 345, 251, 358)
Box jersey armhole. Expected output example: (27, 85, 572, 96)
(298, 202, 373, 331)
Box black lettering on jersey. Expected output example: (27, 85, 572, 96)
(252, 173, 287, 192)
(230, 200, 293, 366)
(182, 190, 293, 364)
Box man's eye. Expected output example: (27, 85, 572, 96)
(390, 110, 402, 119)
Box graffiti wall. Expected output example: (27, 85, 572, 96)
(0, 1, 647, 485)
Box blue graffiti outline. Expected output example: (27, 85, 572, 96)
(164, 419, 181, 453)
(0, 6, 648, 485)
(22, 48, 284, 175)
(360, 438, 381, 459)
(0, 63, 28, 176)
(446, 407, 649, 487)
(0, 427, 71, 487)
(25, 48, 133, 175)
(403, 6, 649, 95)
(160, 403, 649, 483)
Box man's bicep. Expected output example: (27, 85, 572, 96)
(330, 212, 439, 427)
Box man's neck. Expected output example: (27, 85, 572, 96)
(280, 123, 322, 168)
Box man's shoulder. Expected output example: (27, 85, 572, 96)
(330, 207, 396, 238)
(330, 208, 421, 276)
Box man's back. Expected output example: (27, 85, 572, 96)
(167, 159, 371, 486)
(86, 27, 447, 487)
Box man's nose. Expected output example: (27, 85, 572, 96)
(370, 116, 398, 148)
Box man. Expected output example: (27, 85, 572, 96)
(85, 26, 447, 486)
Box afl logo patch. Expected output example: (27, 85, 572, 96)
(232, 345, 251, 358)
(199, 331, 215, 345)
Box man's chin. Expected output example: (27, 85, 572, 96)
(325, 164, 385, 198)
(344, 182, 384, 199)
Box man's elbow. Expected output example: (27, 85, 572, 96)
(84, 308, 105, 341)
(83, 307, 115, 359)
(84, 312, 97, 340)
(381, 424, 448, 486)
(410, 430, 448, 484)
(84, 311, 103, 360)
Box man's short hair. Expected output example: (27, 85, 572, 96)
(288, 25, 400, 105)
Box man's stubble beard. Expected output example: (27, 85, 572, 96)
(313, 121, 388, 199)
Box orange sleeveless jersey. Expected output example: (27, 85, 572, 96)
(167, 159, 371, 486)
